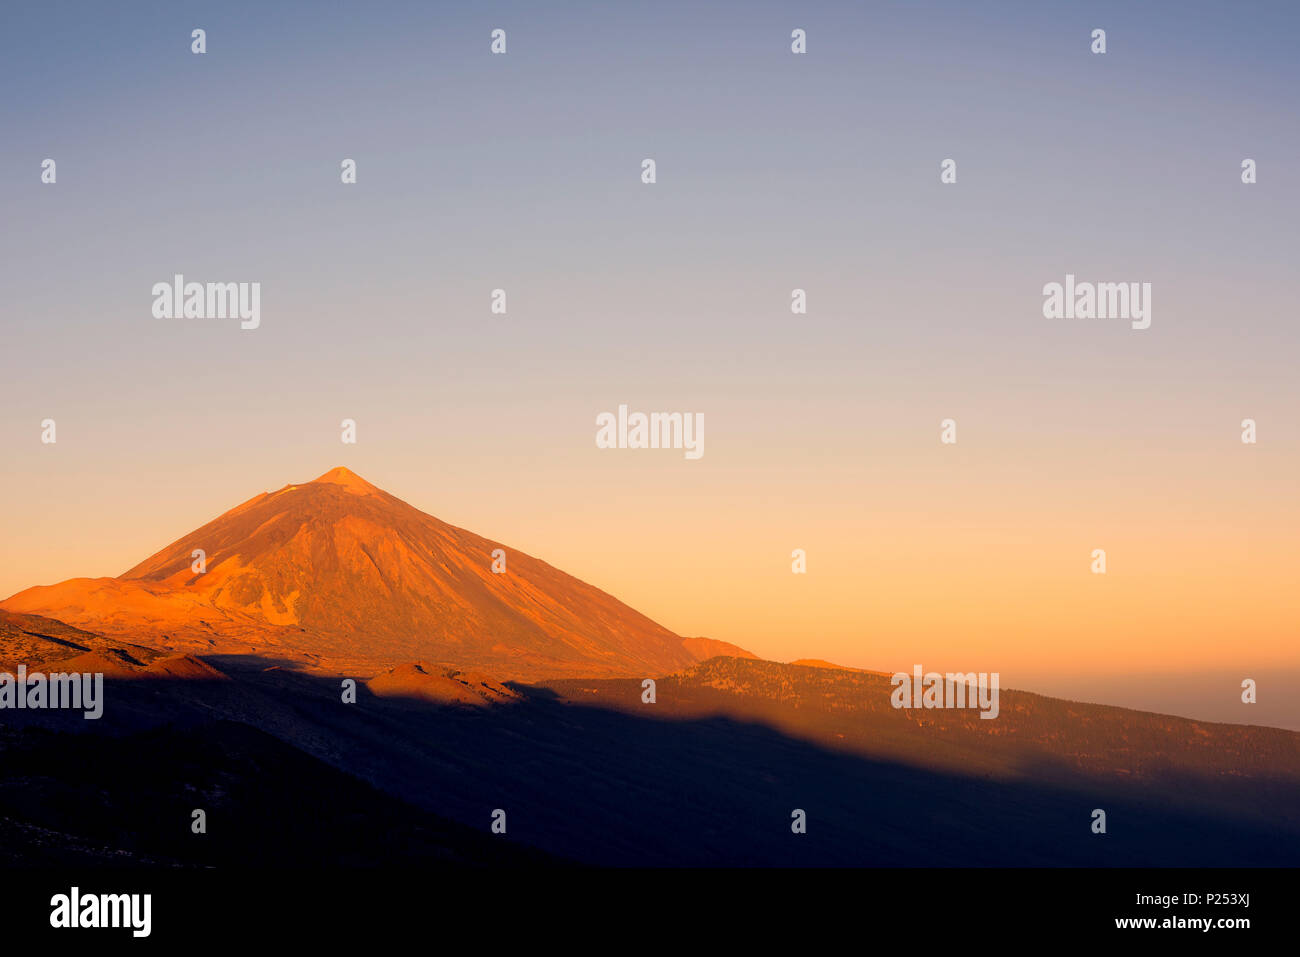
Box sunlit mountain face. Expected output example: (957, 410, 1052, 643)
(1, 467, 697, 679)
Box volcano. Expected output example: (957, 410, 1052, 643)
(0, 467, 698, 679)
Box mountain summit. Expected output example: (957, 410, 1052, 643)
(303, 465, 382, 494)
(2, 468, 697, 679)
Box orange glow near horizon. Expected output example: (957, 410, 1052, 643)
(4, 430, 1297, 680)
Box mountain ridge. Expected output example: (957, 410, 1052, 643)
(1, 467, 697, 679)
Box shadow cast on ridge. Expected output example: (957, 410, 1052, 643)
(3, 654, 1299, 867)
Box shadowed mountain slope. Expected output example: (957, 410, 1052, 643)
(5, 655, 1298, 867)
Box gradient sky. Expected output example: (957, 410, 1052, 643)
(3, 1, 1298, 726)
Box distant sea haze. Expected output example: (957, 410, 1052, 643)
(1022, 670, 1300, 732)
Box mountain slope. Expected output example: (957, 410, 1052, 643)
(681, 636, 759, 661)
(1, 467, 695, 679)
(14, 652, 1295, 867)
(0, 609, 164, 671)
